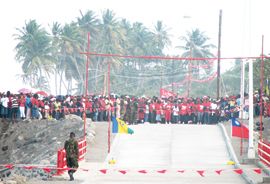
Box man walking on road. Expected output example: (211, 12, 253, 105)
(64, 132, 79, 181)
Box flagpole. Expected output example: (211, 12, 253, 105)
(248, 55, 255, 158)
(259, 35, 264, 140)
(108, 60, 111, 153)
(240, 59, 245, 156)
(240, 60, 245, 120)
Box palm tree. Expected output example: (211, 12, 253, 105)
(50, 22, 62, 94)
(58, 23, 84, 94)
(176, 28, 216, 97)
(97, 9, 125, 60)
(77, 10, 99, 39)
(130, 22, 152, 56)
(76, 10, 100, 94)
(96, 9, 126, 94)
(14, 19, 53, 90)
(177, 28, 216, 78)
(153, 21, 171, 54)
(152, 21, 172, 90)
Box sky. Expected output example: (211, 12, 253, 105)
(0, 0, 269, 93)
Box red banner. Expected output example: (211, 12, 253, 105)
(160, 88, 177, 98)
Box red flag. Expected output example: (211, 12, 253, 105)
(231, 118, 249, 139)
(43, 168, 51, 173)
(234, 169, 243, 175)
(253, 168, 262, 174)
(157, 169, 167, 174)
(23, 166, 36, 170)
(160, 88, 176, 98)
(119, 170, 127, 174)
(4, 164, 14, 169)
(215, 169, 223, 175)
(138, 170, 147, 174)
(99, 169, 107, 174)
(197, 170, 205, 177)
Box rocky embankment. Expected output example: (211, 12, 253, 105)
(0, 115, 93, 165)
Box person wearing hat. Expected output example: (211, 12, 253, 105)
(64, 132, 79, 181)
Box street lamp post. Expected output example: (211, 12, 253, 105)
(217, 9, 222, 99)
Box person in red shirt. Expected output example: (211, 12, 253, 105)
(196, 98, 204, 124)
(99, 97, 106, 121)
(18, 94, 26, 120)
(187, 98, 195, 124)
(31, 94, 39, 119)
(164, 101, 172, 124)
(179, 98, 188, 124)
(85, 98, 92, 118)
(202, 96, 211, 124)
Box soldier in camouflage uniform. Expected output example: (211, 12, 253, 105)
(64, 132, 79, 181)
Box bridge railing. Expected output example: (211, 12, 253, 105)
(258, 140, 270, 167)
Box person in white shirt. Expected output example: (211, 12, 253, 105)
(1, 94, 8, 121)
(172, 103, 179, 124)
(144, 102, 150, 123)
(210, 100, 218, 124)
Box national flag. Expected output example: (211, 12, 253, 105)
(231, 117, 249, 139)
(112, 116, 134, 134)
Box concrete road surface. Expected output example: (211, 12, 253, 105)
(78, 124, 245, 184)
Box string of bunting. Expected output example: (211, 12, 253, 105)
(81, 52, 270, 61)
(163, 71, 217, 89)
(37, 101, 258, 115)
(0, 164, 263, 177)
(190, 60, 215, 69)
(190, 72, 217, 83)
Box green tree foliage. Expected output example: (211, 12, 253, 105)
(253, 57, 270, 92)
(14, 20, 53, 91)
(14, 10, 219, 97)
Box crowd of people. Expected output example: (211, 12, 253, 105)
(0, 90, 269, 124)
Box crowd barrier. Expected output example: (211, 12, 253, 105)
(258, 140, 270, 167)
(56, 137, 87, 175)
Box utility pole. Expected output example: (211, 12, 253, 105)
(217, 10, 222, 99)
